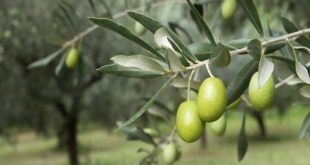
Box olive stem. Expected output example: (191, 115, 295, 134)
(241, 95, 252, 107)
(187, 69, 196, 101)
(275, 62, 310, 89)
(187, 28, 310, 70)
(205, 61, 215, 77)
(166, 126, 177, 143)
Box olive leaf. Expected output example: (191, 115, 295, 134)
(127, 11, 163, 33)
(186, 0, 216, 46)
(154, 27, 174, 50)
(287, 42, 310, 84)
(299, 85, 310, 98)
(168, 22, 193, 44)
(237, 0, 264, 36)
(227, 59, 258, 104)
(209, 43, 231, 67)
(258, 55, 274, 87)
(111, 55, 168, 74)
(116, 76, 175, 131)
(170, 77, 200, 92)
(286, 77, 303, 86)
(119, 125, 156, 145)
(247, 39, 262, 60)
(96, 63, 161, 78)
(282, 17, 310, 47)
(165, 49, 186, 72)
(55, 53, 66, 76)
(28, 49, 64, 69)
(88, 17, 163, 60)
(238, 111, 248, 161)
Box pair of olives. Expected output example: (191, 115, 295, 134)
(176, 73, 275, 142)
(176, 77, 227, 142)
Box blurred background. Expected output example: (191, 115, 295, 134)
(0, 0, 309, 165)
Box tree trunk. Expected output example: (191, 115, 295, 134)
(66, 112, 78, 165)
(66, 97, 80, 165)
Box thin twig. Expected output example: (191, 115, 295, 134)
(187, 28, 310, 70)
(56, 0, 187, 55)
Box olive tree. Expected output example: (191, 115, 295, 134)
(28, 0, 310, 164)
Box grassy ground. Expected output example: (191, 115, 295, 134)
(0, 105, 309, 165)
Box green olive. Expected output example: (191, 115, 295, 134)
(162, 142, 178, 164)
(65, 48, 80, 69)
(248, 72, 275, 111)
(176, 101, 204, 143)
(197, 77, 227, 122)
(209, 114, 226, 136)
(134, 22, 146, 36)
(221, 0, 237, 20)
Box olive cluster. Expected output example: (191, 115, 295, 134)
(176, 72, 275, 143)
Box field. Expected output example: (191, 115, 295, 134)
(0, 105, 309, 165)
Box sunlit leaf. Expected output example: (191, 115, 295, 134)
(96, 63, 162, 78)
(299, 85, 310, 98)
(154, 27, 174, 50)
(258, 55, 274, 87)
(111, 55, 167, 74)
(119, 125, 156, 145)
(286, 77, 303, 86)
(165, 49, 186, 72)
(295, 61, 310, 84)
(237, 0, 264, 36)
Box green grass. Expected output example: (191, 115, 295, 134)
(0, 105, 309, 165)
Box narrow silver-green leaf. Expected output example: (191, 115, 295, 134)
(127, 12, 197, 63)
(120, 126, 156, 145)
(96, 63, 161, 78)
(186, 0, 216, 46)
(286, 77, 303, 86)
(166, 49, 186, 72)
(154, 27, 174, 50)
(127, 11, 163, 33)
(282, 17, 310, 47)
(88, 17, 163, 60)
(209, 43, 231, 67)
(299, 112, 310, 139)
(170, 77, 200, 92)
(28, 49, 64, 69)
(238, 111, 248, 161)
(299, 85, 310, 98)
(296, 61, 310, 84)
(258, 55, 274, 87)
(116, 76, 175, 131)
(247, 39, 262, 60)
(287, 42, 310, 84)
(168, 22, 193, 44)
(111, 55, 167, 74)
(237, 0, 264, 36)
